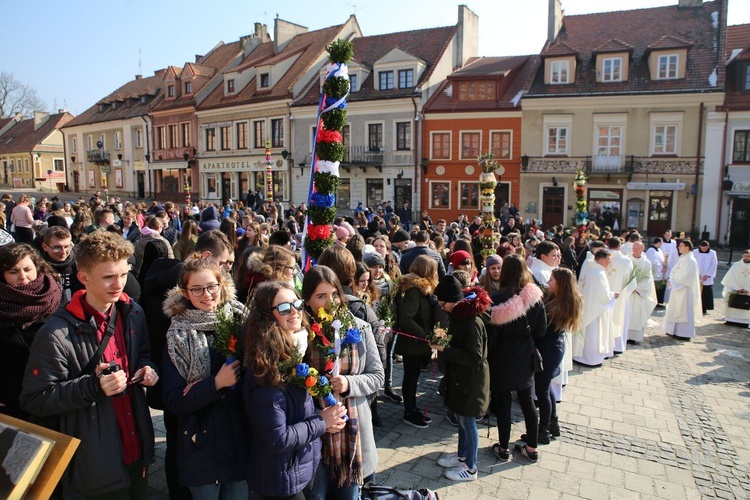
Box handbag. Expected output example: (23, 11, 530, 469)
(728, 293, 750, 310)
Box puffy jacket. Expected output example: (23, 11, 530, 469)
(199, 206, 221, 233)
(394, 274, 434, 358)
(19, 294, 156, 497)
(243, 364, 325, 497)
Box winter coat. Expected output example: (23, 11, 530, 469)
(121, 221, 142, 245)
(243, 364, 324, 497)
(443, 287, 491, 418)
(394, 274, 434, 358)
(398, 246, 446, 278)
(134, 231, 174, 275)
(19, 295, 156, 497)
(535, 321, 565, 380)
(161, 284, 248, 488)
(240, 251, 271, 305)
(487, 284, 546, 392)
(0, 321, 45, 420)
(199, 205, 221, 233)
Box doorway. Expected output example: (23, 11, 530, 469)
(729, 198, 750, 247)
(221, 174, 231, 204)
(137, 172, 144, 198)
(394, 178, 412, 210)
(542, 186, 565, 228)
(647, 191, 673, 237)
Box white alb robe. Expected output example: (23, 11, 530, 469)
(621, 241, 633, 256)
(645, 246, 666, 282)
(693, 249, 718, 286)
(721, 259, 750, 325)
(662, 240, 679, 303)
(608, 250, 636, 353)
(662, 252, 702, 338)
(530, 258, 554, 288)
(573, 262, 615, 366)
(627, 254, 658, 342)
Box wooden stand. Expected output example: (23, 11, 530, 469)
(0, 414, 80, 500)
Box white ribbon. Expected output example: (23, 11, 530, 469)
(331, 319, 342, 377)
(326, 62, 349, 80)
(315, 160, 340, 177)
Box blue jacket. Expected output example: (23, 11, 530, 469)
(243, 364, 325, 497)
(199, 205, 221, 233)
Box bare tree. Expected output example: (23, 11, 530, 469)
(0, 71, 47, 118)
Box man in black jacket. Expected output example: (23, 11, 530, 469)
(399, 230, 446, 277)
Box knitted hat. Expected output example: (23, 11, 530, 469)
(363, 252, 385, 269)
(334, 225, 350, 241)
(46, 215, 69, 229)
(392, 229, 410, 243)
(50, 201, 64, 212)
(340, 221, 356, 237)
(484, 254, 503, 269)
(449, 250, 472, 268)
(434, 274, 464, 303)
(362, 244, 376, 255)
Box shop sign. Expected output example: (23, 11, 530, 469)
(626, 182, 686, 190)
(729, 181, 750, 195)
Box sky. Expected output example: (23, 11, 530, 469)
(2, 0, 750, 117)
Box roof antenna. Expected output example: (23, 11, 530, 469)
(348, 2, 360, 14)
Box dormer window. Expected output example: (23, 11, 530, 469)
(260, 73, 270, 88)
(398, 69, 414, 89)
(550, 60, 569, 84)
(657, 54, 678, 79)
(350, 74, 358, 92)
(167, 85, 175, 98)
(185, 81, 192, 94)
(379, 71, 394, 90)
(602, 57, 622, 82)
(458, 81, 496, 101)
(227, 79, 235, 93)
(744, 64, 750, 90)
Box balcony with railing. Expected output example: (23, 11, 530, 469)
(523, 155, 702, 176)
(87, 149, 111, 164)
(339, 146, 414, 172)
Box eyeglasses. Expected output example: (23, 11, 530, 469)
(273, 299, 304, 316)
(187, 283, 220, 297)
(281, 265, 296, 272)
(50, 244, 73, 252)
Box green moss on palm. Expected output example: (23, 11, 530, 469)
(327, 39, 354, 64)
(316, 141, 345, 162)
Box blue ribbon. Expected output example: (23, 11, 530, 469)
(310, 192, 335, 208)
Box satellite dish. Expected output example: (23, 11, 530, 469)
(96, 140, 103, 149)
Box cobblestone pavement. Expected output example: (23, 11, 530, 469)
(148, 298, 750, 499)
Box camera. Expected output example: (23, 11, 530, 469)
(101, 361, 121, 375)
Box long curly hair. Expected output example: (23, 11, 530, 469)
(544, 267, 582, 333)
(243, 281, 305, 387)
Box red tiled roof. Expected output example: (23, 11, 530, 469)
(295, 25, 457, 106)
(541, 41, 580, 58)
(423, 55, 538, 112)
(592, 39, 634, 55)
(727, 23, 750, 54)
(0, 117, 13, 130)
(0, 112, 74, 154)
(528, 1, 723, 96)
(186, 63, 215, 78)
(723, 24, 750, 110)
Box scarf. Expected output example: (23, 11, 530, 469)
(0, 274, 61, 329)
(166, 299, 245, 383)
(306, 311, 363, 487)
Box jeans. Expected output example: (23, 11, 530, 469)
(401, 355, 424, 414)
(493, 387, 538, 448)
(189, 480, 248, 500)
(384, 337, 397, 388)
(456, 414, 479, 470)
(534, 371, 557, 427)
(305, 463, 360, 500)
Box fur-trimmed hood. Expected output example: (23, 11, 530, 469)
(451, 286, 492, 319)
(162, 276, 238, 318)
(489, 283, 543, 326)
(246, 251, 273, 278)
(398, 273, 434, 296)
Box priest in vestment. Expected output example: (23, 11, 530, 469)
(573, 249, 618, 367)
(646, 237, 667, 304)
(662, 230, 679, 304)
(662, 240, 702, 339)
(721, 249, 750, 326)
(693, 241, 718, 315)
(628, 241, 658, 343)
(607, 238, 636, 354)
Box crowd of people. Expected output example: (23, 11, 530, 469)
(0, 190, 747, 498)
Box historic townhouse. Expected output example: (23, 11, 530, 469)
(0, 111, 73, 191)
(194, 17, 361, 204)
(420, 55, 537, 222)
(291, 6, 478, 213)
(521, 0, 726, 236)
(61, 73, 162, 197)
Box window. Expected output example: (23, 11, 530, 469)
(156, 127, 166, 150)
(398, 69, 414, 89)
(227, 79, 235, 93)
(458, 81, 496, 101)
(99, 134, 106, 149)
(25, 159, 29, 172)
(602, 57, 622, 82)
(491, 131, 511, 159)
(368, 123, 383, 151)
(732, 130, 750, 163)
(205, 128, 216, 151)
(181, 123, 191, 148)
(461, 132, 480, 159)
(54, 158, 64, 172)
(396, 122, 411, 151)
(336, 178, 351, 209)
(271, 119, 284, 148)
(260, 73, 270, 88)
(657, 54, 678, 79)
(546, 127, 568, 155)
(8, 161, 13, 173)
(596, 126, 622, 156)
(459, 182, 479, 210)
(135, 129, 142, 148)
(745, 65, 750, 91)
(114, 131, 121, 150)
(653, 125, 677, 154)
(87, 135, 92, 150)
(167, 84, 175, 97)
(430, 181, 451, 209)
(237, 122, 248, 150)
(550, 60, 569, 84)
(185, 81, 192, 94)
(431, 132, 450, 159)
(220, 126, 231, 150)
(379, 71, 394, 90)
(254, 121, 265, 148)
(168, 124, 179, 149)
(349, 74, 358, 92)
(71, 137, 77, 153)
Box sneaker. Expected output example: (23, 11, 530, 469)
(513, 444, 538, 463)
(403, 411, 428, 429)
(416, 410, 432, 424)
(445, 410, 458, 427)
(383, 387, 403, 404)
(437, 453, 465, 468)
(444, 463, 477, 482)
(491, 443, 510, 462)
(476, 413, 489, 425)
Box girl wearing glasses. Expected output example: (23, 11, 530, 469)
(161, 258, 250, 498)
(238, 245, 298, 305)
(243, 281, 347, 500)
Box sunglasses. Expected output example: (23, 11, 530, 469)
(274, 299, 304, 316)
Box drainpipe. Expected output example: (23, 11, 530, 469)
(412, 95, 420, 217)
(62, 135, 68, 193)
(140, 115, 152, 199)
(691, 102, 703, 240)
(716, 108, 729, 246)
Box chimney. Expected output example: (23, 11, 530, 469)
(678, 0, 703, 7)
(195, 54, 203, 63)
(33, 111, 49, 131)
(135, 74, 142, 80)
(548, 0, 563, 43)
(456, 5, 479, 69)
(58, 108, 66, 114)
(255, 22, 268, 41)
(274, 17, 307, 54)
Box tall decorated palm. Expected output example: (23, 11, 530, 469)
(477, 151, 502, 258)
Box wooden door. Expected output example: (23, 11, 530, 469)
(647, 191, 673, 237)
(542, 187, 565, 228)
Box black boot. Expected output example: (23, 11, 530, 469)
(549, 417, 560, 437)
(371, 398, 383, 427)
(538, 425, 551, 445)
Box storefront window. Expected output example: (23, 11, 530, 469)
(366, 179, 384, 209)
(430, 181, 450, 209)
(588, 189, 622, 228)
(337, 178, 351, 210)
(163, 173, 180, 193)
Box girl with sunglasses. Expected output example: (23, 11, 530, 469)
(161, 258, 250, 498)
(243, 281, 347, 500)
